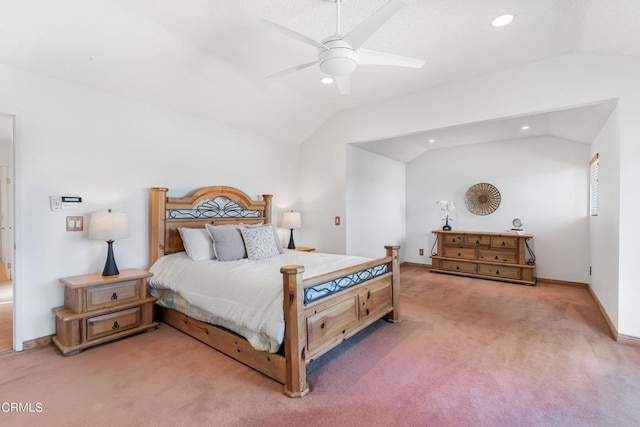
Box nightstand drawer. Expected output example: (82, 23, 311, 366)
(86, 308, 140, 341)
(86, 280, 140, 311)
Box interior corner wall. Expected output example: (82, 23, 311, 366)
(299, 52, 640, 338)
(346, 146, 405, 259)
(589, 105, 620, 330)
(0, 64, 299, 348)
(406, 136, 590, 282)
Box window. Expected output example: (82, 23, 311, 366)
(589, 153, 599, 216)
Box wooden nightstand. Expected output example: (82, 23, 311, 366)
(294, 246, 315, 252)
(52, 268, 159, 355)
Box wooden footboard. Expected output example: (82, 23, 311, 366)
(281, 245, 400, 397)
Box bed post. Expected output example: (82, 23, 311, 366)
(385, 245, 401, 323)
(281, 265, 309, 398)
(149, 187, 168, 267)
(262, 194, 273, 225)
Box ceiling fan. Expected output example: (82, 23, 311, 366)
(260, 0, 425, 95)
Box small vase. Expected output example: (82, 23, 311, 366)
(442, 217, 452, 231)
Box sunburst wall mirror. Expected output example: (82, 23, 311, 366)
(464, 183, 501, 215)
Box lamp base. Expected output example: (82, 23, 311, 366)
(102, 240, 120, 276)
(287, 229, 296, 250)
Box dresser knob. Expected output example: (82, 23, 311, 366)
(112, 321, 120, 329)
(456, 266, 460, 270)
(496, 270, 500, 275)
(457, 252, 461, 256)
(501, 242, 506, 246)
(494, 255, 499, 260)
(111, 292, 118, 300)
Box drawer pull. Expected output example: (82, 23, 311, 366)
(457, 252, 461, 256)
(496, 270, 500, 275)
(494, 255, 499, 260)
(112, 321, 120, 330)
(456, 266, 460, 270)
(501, 242, 506, 246)
(476, 240, 480, 244)
(111, 292, 118, 300)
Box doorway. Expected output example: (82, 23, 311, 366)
(0, 114, 14, 352)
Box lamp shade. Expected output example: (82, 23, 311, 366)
(282, 211, 301, 229)
(89, 210, 130, 241)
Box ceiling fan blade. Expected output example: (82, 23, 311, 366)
(343, 0, 405, 49)
(359, 48, 425, 68)
(335, 75, 350, 95)
(265, 61, 318, 80)
(259, 19, 326, 50)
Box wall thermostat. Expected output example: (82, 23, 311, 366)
(50, 195, 83, 211)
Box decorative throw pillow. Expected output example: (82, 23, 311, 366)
(178, 227, 215, 261)
(205, 224, 246, 261)
(240, 225, 281, 261)
(241, 223, 284, 254)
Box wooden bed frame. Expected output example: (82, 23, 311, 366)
(149, 186, 400, 397)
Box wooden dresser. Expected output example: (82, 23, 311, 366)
(430, 230, 536, 286)
(52, 268, 159, 355)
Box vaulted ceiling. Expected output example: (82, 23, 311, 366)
(0, 0, 638, 145)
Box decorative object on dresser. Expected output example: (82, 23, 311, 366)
(282, 211, 301, 249)
(52, 269, 158, 355)
(436, 200, 455, 231)
(464, 183, 501, 215)
(430, 230, 536, 286)
(89, 209, 130, 276)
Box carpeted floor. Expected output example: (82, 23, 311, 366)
(0, 266, 638, 426)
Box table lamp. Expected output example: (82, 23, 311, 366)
(282, 211, 301, 250)
(89, 209, 130, 276)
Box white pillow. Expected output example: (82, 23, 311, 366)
(240, 225, 281, 261)
(178, 227, 215, 261)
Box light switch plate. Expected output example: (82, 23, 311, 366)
(66, 216, 84, 231)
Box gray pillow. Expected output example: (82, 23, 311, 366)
(205, 224, 246, 261)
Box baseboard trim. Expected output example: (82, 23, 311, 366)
(584, 285, 618, 341)
(401, 262, 431, 269)
(618, 334, 640, 346)
(22, 334, 53, 351)
(536, 277, 587, 288)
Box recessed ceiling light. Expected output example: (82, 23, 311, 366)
(521, 125, 530, 130)
(492, 14, 514, 27)
(320, 77, 334, 84)
(428, 139, 435, 144)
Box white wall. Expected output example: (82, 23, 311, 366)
(406, 136, 590, 283)
(346, 146, 405, 258)
(299, 52, 640, 338)
(589, 106, 620, 327)
(0, 64, 299, 349)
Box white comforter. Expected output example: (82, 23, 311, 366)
(148, 250, 371, 352)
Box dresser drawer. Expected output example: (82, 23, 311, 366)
(490, 236, 518, 249)
(478, 249, 518, 264)
(443, 246, 476, 259)
(442, 233, 465, 244)
(86, 308, 140, 341)
(465, 234, 491, 245)
(478, 264, 521, 280)
(85, 280, 140, 311)
(441, 260, 477, 274)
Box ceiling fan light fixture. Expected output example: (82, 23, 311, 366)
(320, 76, 335, 84)
(491, 13, 514, 27)
(318, 40, 360, 76)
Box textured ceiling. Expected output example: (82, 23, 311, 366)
(354, 99, 619, 163)
(0, 0, 638, 145)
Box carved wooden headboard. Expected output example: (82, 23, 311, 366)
(149, 186, 273, 266)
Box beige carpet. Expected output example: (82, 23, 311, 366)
(0, 266, 638, 426)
